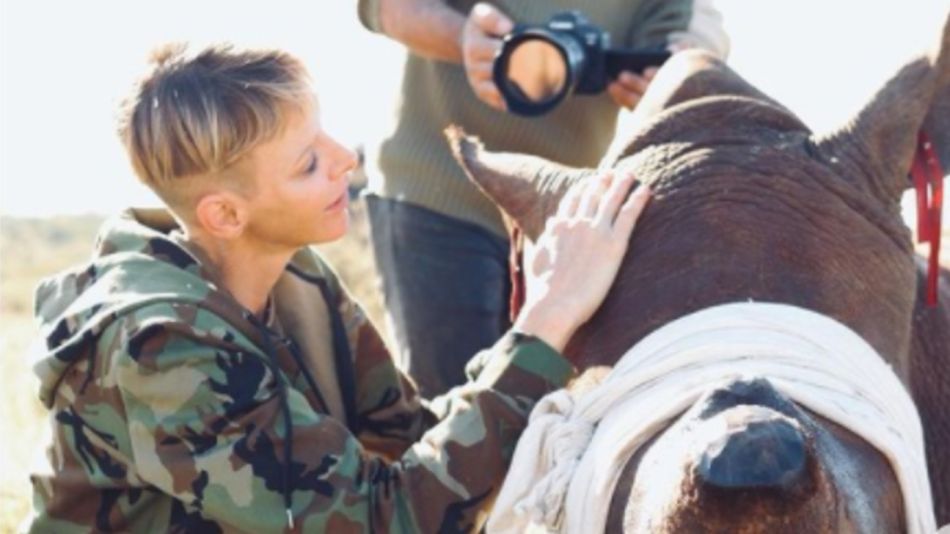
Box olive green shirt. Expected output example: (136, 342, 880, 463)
(358, 0, 729, 236)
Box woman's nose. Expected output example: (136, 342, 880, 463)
(329, 140, 359, 179)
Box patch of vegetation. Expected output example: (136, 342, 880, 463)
(1, 215, 107, 533)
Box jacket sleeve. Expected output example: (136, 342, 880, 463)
(116, 316, 573, 533)
(336, 287, 437, 460)
(625, 0, 730, 59)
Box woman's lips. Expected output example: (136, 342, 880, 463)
(326, 190, 348, 212)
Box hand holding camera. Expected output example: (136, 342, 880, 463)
(492, 10, 671, 116)
(460, 3, 514, 111)
(460, 4, 672, 116)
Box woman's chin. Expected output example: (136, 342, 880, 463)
(313, 210, 350, 244)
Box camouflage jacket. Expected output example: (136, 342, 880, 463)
(28, 209, 574, 533)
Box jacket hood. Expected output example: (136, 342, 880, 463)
(32, 208, 238, 407)
(31, 208, 355, 523)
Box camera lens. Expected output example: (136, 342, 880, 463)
(493, 11, 672, 117)
(494, 29, 586, 117)
(504, 39, 567, 103)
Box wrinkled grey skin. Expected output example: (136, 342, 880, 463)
(448, 10, 950, 531)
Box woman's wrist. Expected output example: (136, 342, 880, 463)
(513, 300, 577, 353)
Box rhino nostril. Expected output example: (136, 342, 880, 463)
(696, 406, 807, 490)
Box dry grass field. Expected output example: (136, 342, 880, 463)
(0, 214, 105, 533)
(0, 199, 384, 533)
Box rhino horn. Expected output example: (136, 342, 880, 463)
(446, 125, 595, 240)
(814, 9, 950, 205)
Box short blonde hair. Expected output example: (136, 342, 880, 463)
(117, 43, 312, 210)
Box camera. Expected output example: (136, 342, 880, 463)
(492, 11, 671, 117)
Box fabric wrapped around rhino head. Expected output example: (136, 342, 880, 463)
(487, 302, 938, 534)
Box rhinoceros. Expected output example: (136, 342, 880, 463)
(448, 9, 950, 533)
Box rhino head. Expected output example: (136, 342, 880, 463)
(449, 10, 950, 531)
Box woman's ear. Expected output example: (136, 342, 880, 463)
(194, 191, 248, 239)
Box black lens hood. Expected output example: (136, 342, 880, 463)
(493, 28, 574, 117)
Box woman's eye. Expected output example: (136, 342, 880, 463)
(304, 155, 318, 175)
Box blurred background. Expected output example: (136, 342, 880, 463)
(0, 1, 947, 530)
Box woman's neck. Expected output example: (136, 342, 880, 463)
(182, 232, 293, 318)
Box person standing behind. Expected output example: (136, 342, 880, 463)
(357, 0, 730, 396)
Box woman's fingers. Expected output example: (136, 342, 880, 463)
(577, 171, 613, 219)
(612, 183, 652, 238)
(558, 169, 650, 229)
(594, 169, 638, 227)
(557, 176, 586, 218)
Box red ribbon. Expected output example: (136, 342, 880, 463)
(910, 131, 944, 307)
(509, 226, 526, 322)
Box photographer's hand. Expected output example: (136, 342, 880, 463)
(514, 170, 651, 354)
(461, 3, 514, 110)
(607, 67, 658, 110)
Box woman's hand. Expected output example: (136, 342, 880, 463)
(515, 170, 651, 353)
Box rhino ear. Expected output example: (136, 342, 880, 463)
(445, 125, 594, 240)
(813, 11, 950, 205)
